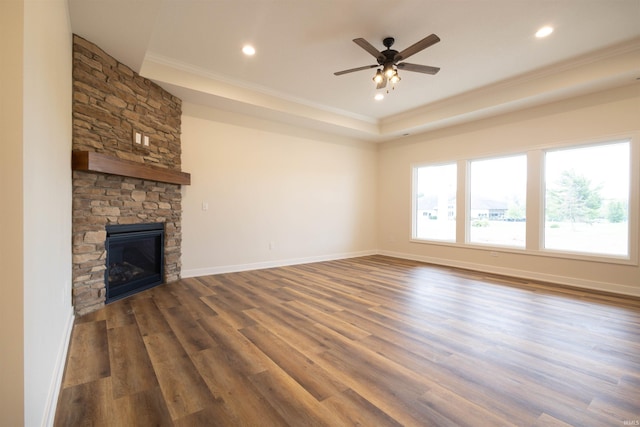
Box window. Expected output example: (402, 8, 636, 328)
(468, 155, 527, 247)
(411, 137, 635, 263)
(544, 141, 630, 257)
(413, 163, 456, 241)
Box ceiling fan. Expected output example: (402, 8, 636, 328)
(334, 34, 441, 89)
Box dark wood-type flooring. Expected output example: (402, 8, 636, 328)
(55, 255, 640, 426)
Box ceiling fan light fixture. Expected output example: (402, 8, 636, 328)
(390, 71, 400, 84)
(383, 63, 395, 78)
(373, 69, 384, 83)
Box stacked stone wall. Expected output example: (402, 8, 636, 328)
(72, 35, 182, 169)
(72, 35, 183, 315)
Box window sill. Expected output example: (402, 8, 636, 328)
(410, 238, 637, 266)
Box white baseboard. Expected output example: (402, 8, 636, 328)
(181, 249, 378, 278)
(379, 249, 640, 297)
(43, 308, 75, 427)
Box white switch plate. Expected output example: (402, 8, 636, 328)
(134, 131, 142, 145)
(143, 135, 150, 146)
(202, 201, 209, 211)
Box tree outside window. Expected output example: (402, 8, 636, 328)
(544, 141, 630, 256)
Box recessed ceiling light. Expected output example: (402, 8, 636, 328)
(242, 45, 256, 56)
(374, 93, 384, 101)
(535, 26, 554, 38)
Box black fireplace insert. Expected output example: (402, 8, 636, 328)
(105, 223, 164, 303)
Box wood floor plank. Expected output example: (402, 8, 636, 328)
(160, 305, 217, 354)
(169, 280, 218, 320)
(110, 386, 173, 427)
(247, 369, 335, 427)
(200, 294, 256, 329)
(145, 284, 181, 310)
(216, 272, 289, 309)
(321, 388, 403, 427)
(417, 384, 518, 427)
(149, 352, 217, 420)
(313, 324, 442, 426)
(206, 274, 259, 310)
(240, 322, 348, 401)
(243, 306, 332, 355)
(172, 402, 240, 427)
(588, 393, 640, 424)
(104, 297, 136, 330)
(179, 276, 217, 298)
(141, 330, 189, 365)
(284, 299, 372, 340)
(336, 310, 453, 362)
(190, 348, 289, 426)
(532, 413, 575, 427)
(107, 323, 158, 399)
(130, 296, 173, 337)
(55, 255, 640, 426)
(62, 320, 110, 388)
(54, 377, 113, 427)
(197, 314, 272, 375)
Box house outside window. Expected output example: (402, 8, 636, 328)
(468, 155, 527, 247)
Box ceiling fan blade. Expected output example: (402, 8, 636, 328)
(376, 75, 388, 89)
(353, 38, 385, 62)
(334, 64, 378, 76)
(394, 34, 440, 62)
(397, 62, 440, 75)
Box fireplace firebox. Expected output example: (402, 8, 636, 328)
(105, 223, 164, 303)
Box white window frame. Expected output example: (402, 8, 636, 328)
(539, 138, 637, 264)
(409, 134, 639, 266)
(466, 153, 528, 249)
(411, 161, 458, 243)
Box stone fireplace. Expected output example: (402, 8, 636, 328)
(71, 35, 188, 315)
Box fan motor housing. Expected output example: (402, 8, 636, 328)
(379, 49, 398, 66)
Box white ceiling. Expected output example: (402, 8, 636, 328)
(68, 0, 640, 142)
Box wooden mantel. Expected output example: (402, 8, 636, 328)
(72, 151, 191, 185)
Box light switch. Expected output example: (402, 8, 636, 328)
(134, 131, 142, 145)
(143, 135, 150, 146)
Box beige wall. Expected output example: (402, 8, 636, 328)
(180, 85, 640, 296)
(0, 0, 74, 425)
(23, 1, 74, 425)
(0, 1, 25, 425)
(378, 84, 640, 296)
(181, 103, 378, 276)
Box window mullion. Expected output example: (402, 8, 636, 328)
(456, 159, 468, 244)
(526, 150, 542, 251)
